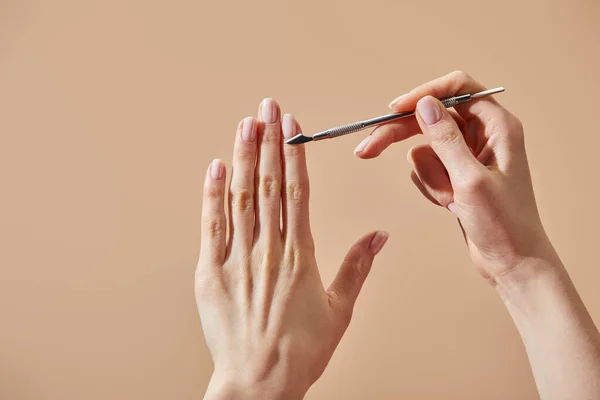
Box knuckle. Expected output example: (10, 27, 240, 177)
(285, 181, 308, 203)
(262, 127, 280, 144)
(451, 70, 471, 83)
(257, 246, 279, 270)
(205, 185, 223, 200)
(231, 189, 253, 213)
(203, 216, 225, 239)
(433, 125, 462, 149)
(259, 174, 280, 199)
(288, 247, 302, 265)
(286, 246, 306, 269)
(285, 242, 315, 265)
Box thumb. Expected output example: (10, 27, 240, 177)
(415, 96, 483, 185)
(327, 231, 389, 317)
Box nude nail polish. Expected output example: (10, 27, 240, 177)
(388, 94, 407, 109)
(282, 114, 295, 139)
(447, 202, 458, 216)
(369, 231, 389, 255)
(241, 117, 256, 142)
(261, 98, 278, 124)
(211, 160, 224, 180)
(354, 136, 370, 154)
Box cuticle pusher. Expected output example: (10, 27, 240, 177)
(284, 87, 505, 145)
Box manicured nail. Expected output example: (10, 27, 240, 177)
(388, 94, 407, 109)
(282, 114, 295, 139)
(210, 159, 224, 180)
(354, 136, 370, 154)
(261, 98, 278, 124)
(241, 117, 256, 143)
(447, 202, 458, 216)
(416, 96, 442, 126)
(369, 231, 389, 255)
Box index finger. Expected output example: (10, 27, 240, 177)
(354, 71, 506, 160)
(388, 70, 505, 123)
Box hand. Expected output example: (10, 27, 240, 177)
(196, 99, 389, 399)
(351, 71, 600, 400)
(354, 71, 558, 291)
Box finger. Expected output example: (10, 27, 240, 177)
(327, 231, 389, 318)
(415, 96, 485, 184)
(388, 70, 505, 123)
(354, 117, 420, 159)
(408, 144, 454, 208)
(254, 98, 282, 242)
(281, 114, 312, 245)
(227, 117, 258, 252)
(201, 159, 227, 265)
(354, 104, 466, 160)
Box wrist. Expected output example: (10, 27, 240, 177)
(487, 231, 564, 298)
(493, 250, 569, 309)
(204, 369, 307, 400)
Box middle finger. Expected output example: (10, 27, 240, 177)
(254, 98, 283, 243)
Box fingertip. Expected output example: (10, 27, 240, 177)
(260, 98, 280, 124)
(368, 231, 389, 255)
(282, 113, 295, 139)
(356, 134, 392, 159)
(389, 90, 419, 110)
(290, 114, 305, 138)
(447, 202, 458, 216)
(209, 159, 225, 181)
(388, 93, 408, 109)
(353, 136, 371, 156)
(240, 116, 257, 143)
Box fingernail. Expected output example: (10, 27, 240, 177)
(388, 94, 407, 109)
(210, 159, 224, 180)
(282, 114, 295, 139)
(417, 96, 442, 126)
(261, 98, 278, 124)
(241, 117, 256, 143)
(354, 136, 370, 154)
(447, 202, 458, 216)
(369, 231, 389, 255)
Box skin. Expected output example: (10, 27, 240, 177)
(197, 100, 388, 399)
(197, 71, 600, 399)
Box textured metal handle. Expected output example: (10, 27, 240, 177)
(327, 121, 365, 138)
(441, 98, 460, 107)
(441, 94, 471, 108)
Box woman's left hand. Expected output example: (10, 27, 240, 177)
(196, 98, 388, 399)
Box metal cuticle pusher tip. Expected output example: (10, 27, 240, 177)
(285, 133, 314, 145)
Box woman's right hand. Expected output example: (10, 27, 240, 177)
(354, 71, 559, 292)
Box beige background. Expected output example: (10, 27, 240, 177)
(1, 0, 599, 398)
